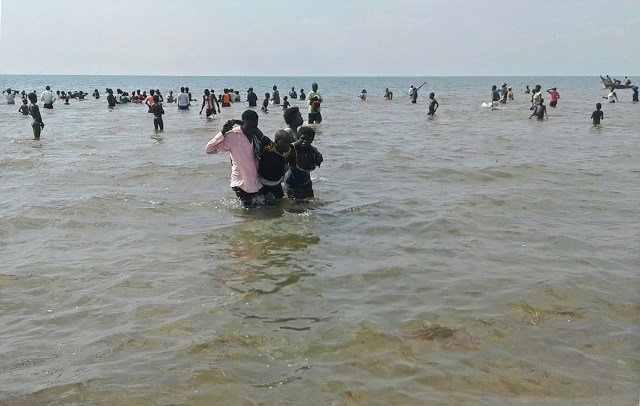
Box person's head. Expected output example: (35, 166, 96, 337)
(538, 98, 544, 105)
(300, 89, 304, 92)
(265, 93, 270, 98)
(273, 85, 277, 91)
(248, 87, 253, 92)
(241, 110, 259, 132)
(284, 96, 288, 101)
(596, 103, 602, 110)
(526, 85, 530, 89)
(291, 86, 295, 91)
(186, 87, 190, 92)
(28, 92, 37, 104)
(169, 90, 173, 94)
(297, 126, 315, 148)
(223, 88, 228, 94)
(284, 106, 303, 127)
(180, 87, 185, 93)
(149, 89, 155, 96)
(153, 95, 159, 104)
(204, 89, 210, 96)
(56, 90, 60, 95)
(311, 82, 318, 92)
(491, 85, 497, 91)
(45, 86, 51, 91)
(274, 129, 294, 154)
(22, 98, 28, 105)
(429, 92, 435, 98)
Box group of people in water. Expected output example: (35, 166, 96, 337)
(3, 82, 326, 207)
(202, 83, 325, 206)
(4, 77, 638, 205)
(492, 79, 638, 125)
(205, 108, 323, 207)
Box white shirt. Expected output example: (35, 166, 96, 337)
(5, 92, 16, 103)
(177, 92, 189, 107)
(41, 90, 56, 104)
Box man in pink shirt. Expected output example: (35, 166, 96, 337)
(546, 87, 560, 107)
(205, 110, 264, 207)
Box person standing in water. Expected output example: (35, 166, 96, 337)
(604, 88, 618, 103)
(305, 83, 323, 124)
(177, 87, 190, 110)
(284, 126, 323, 200)
(591, 103, 604, 125)
(247, 87, 258, 107)
(200, 89, 220, 118)
(27, 93, 45, 140)
(106, 89, 117, 108)
(409, 82, 425, 103)
(3, 88, 18, 104)
(18, 98, 30, 115)
(632, 86, 639, 102)
(261, 93, 270, 113)
(529, 98, 548, 120)
(427, 92, 439, 116)
(491, 85, 500, 107)
(546, 87, 560, 107)
(151, 94, 164, 132)
(271, 85, 280, 105)
(40, 86, 56, 109)
(257, 129, 294, 200)
(283, 106, 304, 140)
(205, 110, 265, 207)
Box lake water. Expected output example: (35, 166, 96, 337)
(1, 75, 638, 405)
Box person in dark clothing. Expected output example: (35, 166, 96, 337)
(27, 92, 45, 139)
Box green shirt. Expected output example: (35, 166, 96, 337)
(305, 90, 323, 113)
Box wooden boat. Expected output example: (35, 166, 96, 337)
(600, 76, 633, 89)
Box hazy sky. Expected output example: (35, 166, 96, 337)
(0, 0, 638, 76)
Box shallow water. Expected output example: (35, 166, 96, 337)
(1, 75, 639, 405)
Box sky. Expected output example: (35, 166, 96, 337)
(0, 0, 638, 77)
